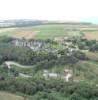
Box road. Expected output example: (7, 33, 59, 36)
(4, 61, 32, 78)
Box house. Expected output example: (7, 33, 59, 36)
(63, 69, 72, 82)
(43, 70, 58, 79)
(43, 69, 72, 82)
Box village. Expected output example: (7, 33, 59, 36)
(0, 36, 90, 82)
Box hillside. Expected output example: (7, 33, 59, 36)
(0, 22, 98, 99)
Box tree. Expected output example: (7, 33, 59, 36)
(72, 51, 87, 60)
(89, 44, 98, 52)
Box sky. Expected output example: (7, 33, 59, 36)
(0, 0, 98, 23)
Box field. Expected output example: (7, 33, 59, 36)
(1, 24, 98, 39)
(0, 91, 25, 100)
(83, 31, 98, 40)
(0, 28, 16, 33)
(0, 24, 70, 39)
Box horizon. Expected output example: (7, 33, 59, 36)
(0, 0, 98, 24)
(0, 19, 96, 25)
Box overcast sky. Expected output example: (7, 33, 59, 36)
(0, 0, 98, 23)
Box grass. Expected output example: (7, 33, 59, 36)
(33, 25, 69, 39)
(0, 24, 98, 40)
(0, 24, 86, 39)
(0, 91, 25, 100)
(0, 31, 14, 37)
(0, 24, 97, 39)
(14, 24, 74, 39)
(25, 24, 82, 39)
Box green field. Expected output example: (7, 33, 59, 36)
(32, 24, 83, 39)
(0, 32, 14, 37)
(1, 24, 97, 39)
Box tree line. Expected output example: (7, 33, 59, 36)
(0, 78, 98, 100)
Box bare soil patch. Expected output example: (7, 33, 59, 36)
(13, 31, 39, 39)
(84, 32, 98, 40)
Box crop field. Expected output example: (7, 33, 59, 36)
(0, 24, 98, 39)
(0, 91, 25, 100)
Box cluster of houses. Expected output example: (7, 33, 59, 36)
(11, 38, 81, 58)
(43, 69, 72, 82)
(12, 39, 43, 51)
(11, 38, 60, 52)
(54, 36, 79, 55)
